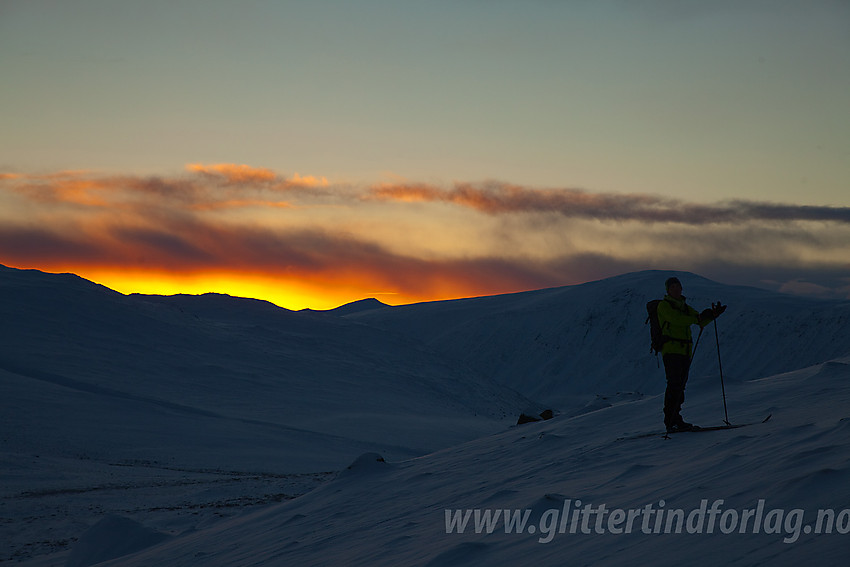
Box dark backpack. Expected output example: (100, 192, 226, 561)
(645, 299, 668, 355)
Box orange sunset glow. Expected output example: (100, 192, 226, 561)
(62, 268, 398, 311)
(17, 264, 516, 311)
(2, 160, 850, 308)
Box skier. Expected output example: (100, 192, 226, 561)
(657, 277, 726, 432)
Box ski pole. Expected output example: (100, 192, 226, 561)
(682, 325, 704, 382)
(690, 326, 704, 363)
(714, 316, 730, 425)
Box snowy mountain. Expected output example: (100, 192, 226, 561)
(0, 265, 529, 472)
(347, 270, 850, 407)
(2, 265, 849, 565)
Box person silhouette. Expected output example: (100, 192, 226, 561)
(657, 277, 726, 432)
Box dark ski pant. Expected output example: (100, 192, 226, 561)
(663, 353, 691, 426)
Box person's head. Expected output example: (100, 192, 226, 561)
(665, 276, 683, 299)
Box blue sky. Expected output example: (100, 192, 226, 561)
(1, 1, 849, 306)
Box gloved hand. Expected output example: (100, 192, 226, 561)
(712, 302, 727, 317)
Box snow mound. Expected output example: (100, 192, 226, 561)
(337, 452, 390, 479)
(65, 515, 170, 567)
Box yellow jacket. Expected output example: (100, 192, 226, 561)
(657, 295, 714, 357)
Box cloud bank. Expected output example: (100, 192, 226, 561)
(2, 165, 848, 304)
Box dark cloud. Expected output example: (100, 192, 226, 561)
(730, 201, 850, 224)
(0, 220, 564, 297)
(370, 182, 850, 225)
(0, 224, 105, 263)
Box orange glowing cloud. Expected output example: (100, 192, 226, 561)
(185, 162, 277, 184)
(4, 164, 333, 216)
(288, 172, 330, 188)
(17, 177, 113, 208)
(185, 163, 330, 189)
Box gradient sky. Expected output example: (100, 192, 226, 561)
(2, 0, 849, 308)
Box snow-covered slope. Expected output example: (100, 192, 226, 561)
(0, 265, 529, 473)
(85, 355, 850, 566)
(349, 270, 850, 407)
(3, 265, 850, 565)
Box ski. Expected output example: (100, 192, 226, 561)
(662, 423, 745, 438)
(617, 414, 772, 441)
